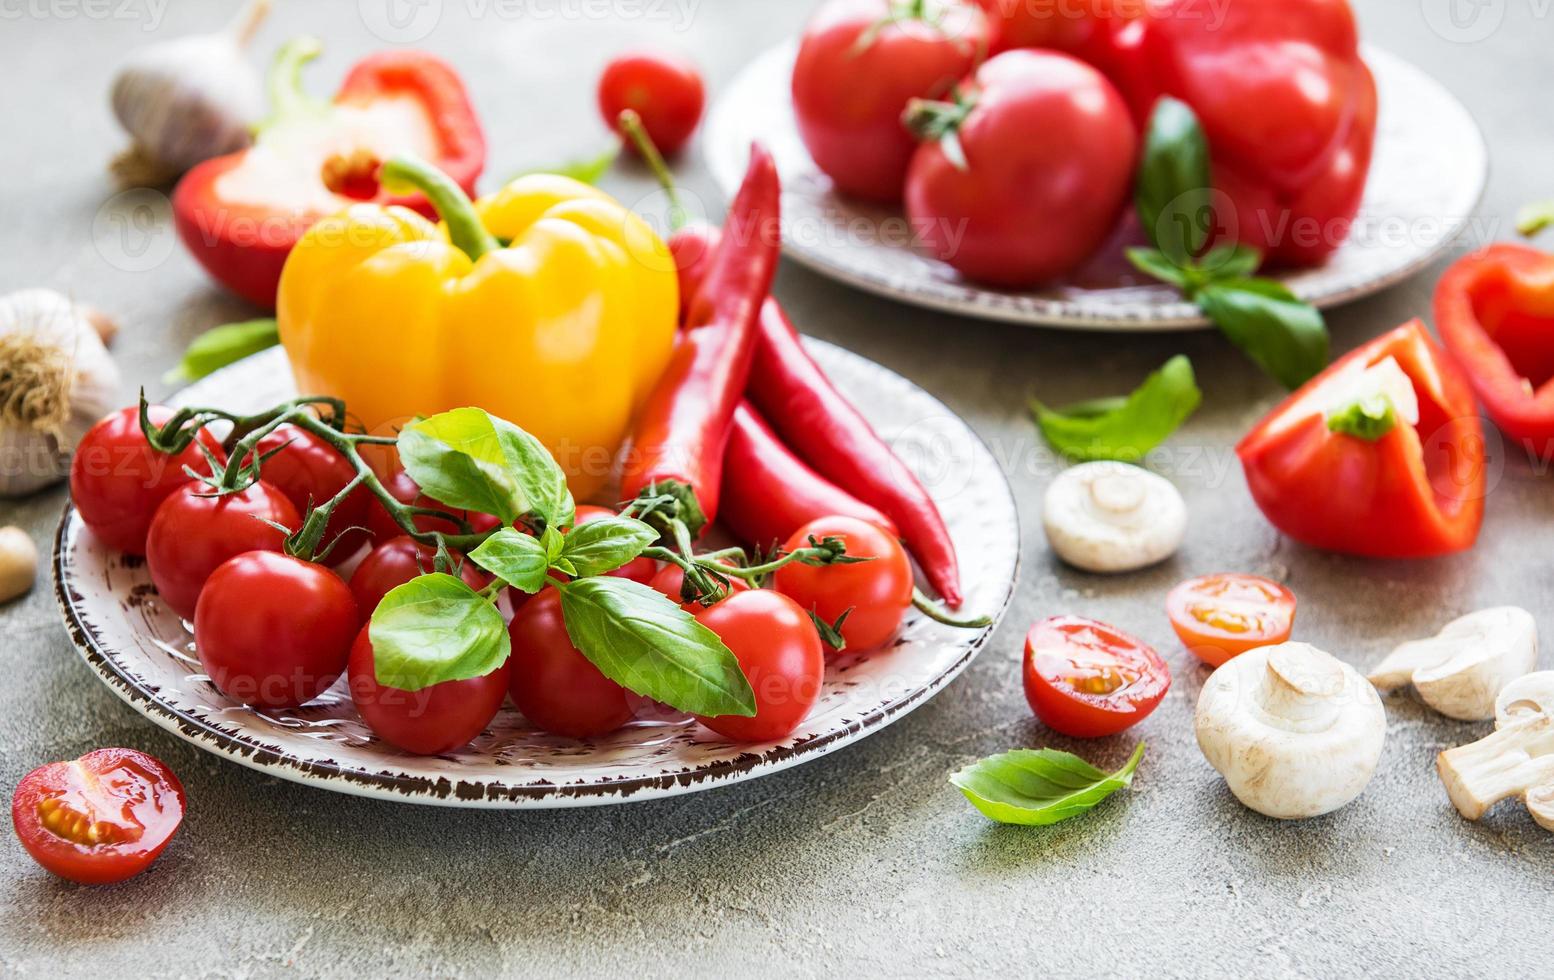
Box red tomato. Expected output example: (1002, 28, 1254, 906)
(695, 590, 825, 742)
(365, 468, 501, 545)
(976, 0, 1132, 63)
(507, 587, 634, 738)
(572, 505, 658, 585)
(249, 423, 369, 564)
(772, 516, 913, 652)
(194, 551, 359, 708)
(792, 0, 991, 203)
(350, 536, 490, 617)
(1166, 573, 1297, 667)
(346, 625, 509, 755)
(648, 561, 751, 612)
(69, 406, 223, 555)
(598, 50, 705, 157)
(1022, 615, 1170, 738)
(11, 748, 185, 885)
(904, 50, 1136, 286)
(146, 480, 299, 621)
(1236, 320, 1486, 558)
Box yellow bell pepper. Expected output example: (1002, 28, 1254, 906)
(277, 155, 678, 499)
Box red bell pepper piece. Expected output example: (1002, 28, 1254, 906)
(1107, 0, 1376, 267)
(1237, 319, 1485, 558)
(720, 403, 899, 552)
(619, 144, 782, 538)
(1434, 243, 1554, 458)
(171, 37, 485, 310)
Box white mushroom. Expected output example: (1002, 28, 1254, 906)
(1042, 462, 1186, 573)
(1367, 607, 1538, 721)
(1438, 670, 1554, 830)
(1195, 642, 1386, 819)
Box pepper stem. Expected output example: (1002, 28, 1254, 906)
(912, 588, 991, 629)
(1518, 200, 1554, 238)
(381, 155, 499, 262)
(260, 36, 327, 132)
(617, 109, 687, 232)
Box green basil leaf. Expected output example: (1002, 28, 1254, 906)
(165, 318, 278, 383)
(509, 143, 620, 186)
(1136, 97, 1212, 262)
(398, 408, 575, 530)
(1196, 278, 1329, 389)
(1031, 355, 1201, 462)
(1326, 393, 1398, 441)
(1124, 247, 1191, 292)
(556, 577, 755, 718)
(1196, 242, 1264, 283)
(951, 742, 1145, 826)
(368, 573, 510, 692)
(1518, 200, 1554, 238)
(468, 528, 549, 594)
(559, 515, 658, 577)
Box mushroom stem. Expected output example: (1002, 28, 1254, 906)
(1437, 716, 1554, 821)
(1260, 645, 1345, 732)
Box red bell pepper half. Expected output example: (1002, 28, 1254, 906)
(1435, 243, 1554, 458)
(1108, 0, 1376, 267)
(172, 37, 485, 310)
(1237, 319, 1486, 558)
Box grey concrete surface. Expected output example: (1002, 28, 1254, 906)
(3, 1, 1553, 976)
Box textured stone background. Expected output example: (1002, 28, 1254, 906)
(2, 1, 1552, 976)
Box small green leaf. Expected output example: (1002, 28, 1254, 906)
(559, 515, 658, 577)
(1124, 247, 1192, 291)
(468, 528, 549, 594)
(1196, 242, 1263, 282)
(165, 318, 279, 383)
(1326, 394, 1399, 441)
(1518, 200, 1554, 238)
(368, 573, 510, 692)
(556, 577, 755, 718)
(1136, 97, 1212, 262)
(509, 143, 620, 186)
(951, 742, 1145, 826)
(398, 408, 575, 531)
(1032, 355, 1201, 462)
(1196, 278, 1330, 389)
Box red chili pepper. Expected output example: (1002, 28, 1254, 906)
(720, 402, 898, 552)
(1435, 243, 1554, 458)
(619, 144, 781, 537)
(673, 225, 965, 606)
(171, 38, 485, 310)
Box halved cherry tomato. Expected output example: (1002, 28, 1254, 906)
(695, 589, 824, 742)
(772, 516, 913, 653)
(69, 406, 224, 555)
(350, 536, 490, 617)
(648, 561, 750, 612)
(598, 50, 705, 157)
(249, 423, 370, 564)
(1023, 615, 1170, 738)
(572, 505, 658, 585)
(365, 468, 501, 546)
(507, 587, 634, 738)
(194, 550, 359, 708)
(347, 625, 510, 755)
(146, 480, 299, 621)
(1166, 573, 1297, 667)
(11, 748, 185, 885)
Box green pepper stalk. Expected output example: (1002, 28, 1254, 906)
(380, 154, 500, 262)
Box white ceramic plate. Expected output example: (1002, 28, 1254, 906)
(53, 344, 1019, 808)
(704, 43, 1488, 330)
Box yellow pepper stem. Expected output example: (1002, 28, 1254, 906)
(380, 154, 500, 262)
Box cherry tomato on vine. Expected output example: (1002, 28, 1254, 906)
(507, 587, 634, 738)
(146, 480, 299, 621)
(69, 406, 224, 555)
(350, 536, 491, 617)
(249, 423, 370, 564)
(1166, 573, 1297, 667)
(598, 50, 705, 157)
(1023, 615, 1170, 738)
(11, 748, 185, 885)
(365, 468, 501, 545)
(347, 625, 510, 755)
(772, 516, 913, 652)
(571, 505, 659, 585)
(695, 589, 824, 742)
(194, 550, 359, 708)
(648, 561, 750, 612)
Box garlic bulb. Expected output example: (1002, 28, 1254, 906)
(0, 290, 122, 498)
(110, 0, 271, 185)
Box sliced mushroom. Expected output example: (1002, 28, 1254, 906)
(1495, 670, 1554, 727)
(1368, 607, 1538, 720)
(1437, 689, 1554, 827)
(1195, 642, 1386, 819)
(1042, 462, 1186, 573)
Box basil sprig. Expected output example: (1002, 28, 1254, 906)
(165, 318, 279, 383)
(1130, 97, 1329, 389)
(399, 408, 575, 531)
(369, 573, 510, 692)
(951, 742, 1145, 826)
(509, 143, 620, 186)
(1031, 355, 1201, 462)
